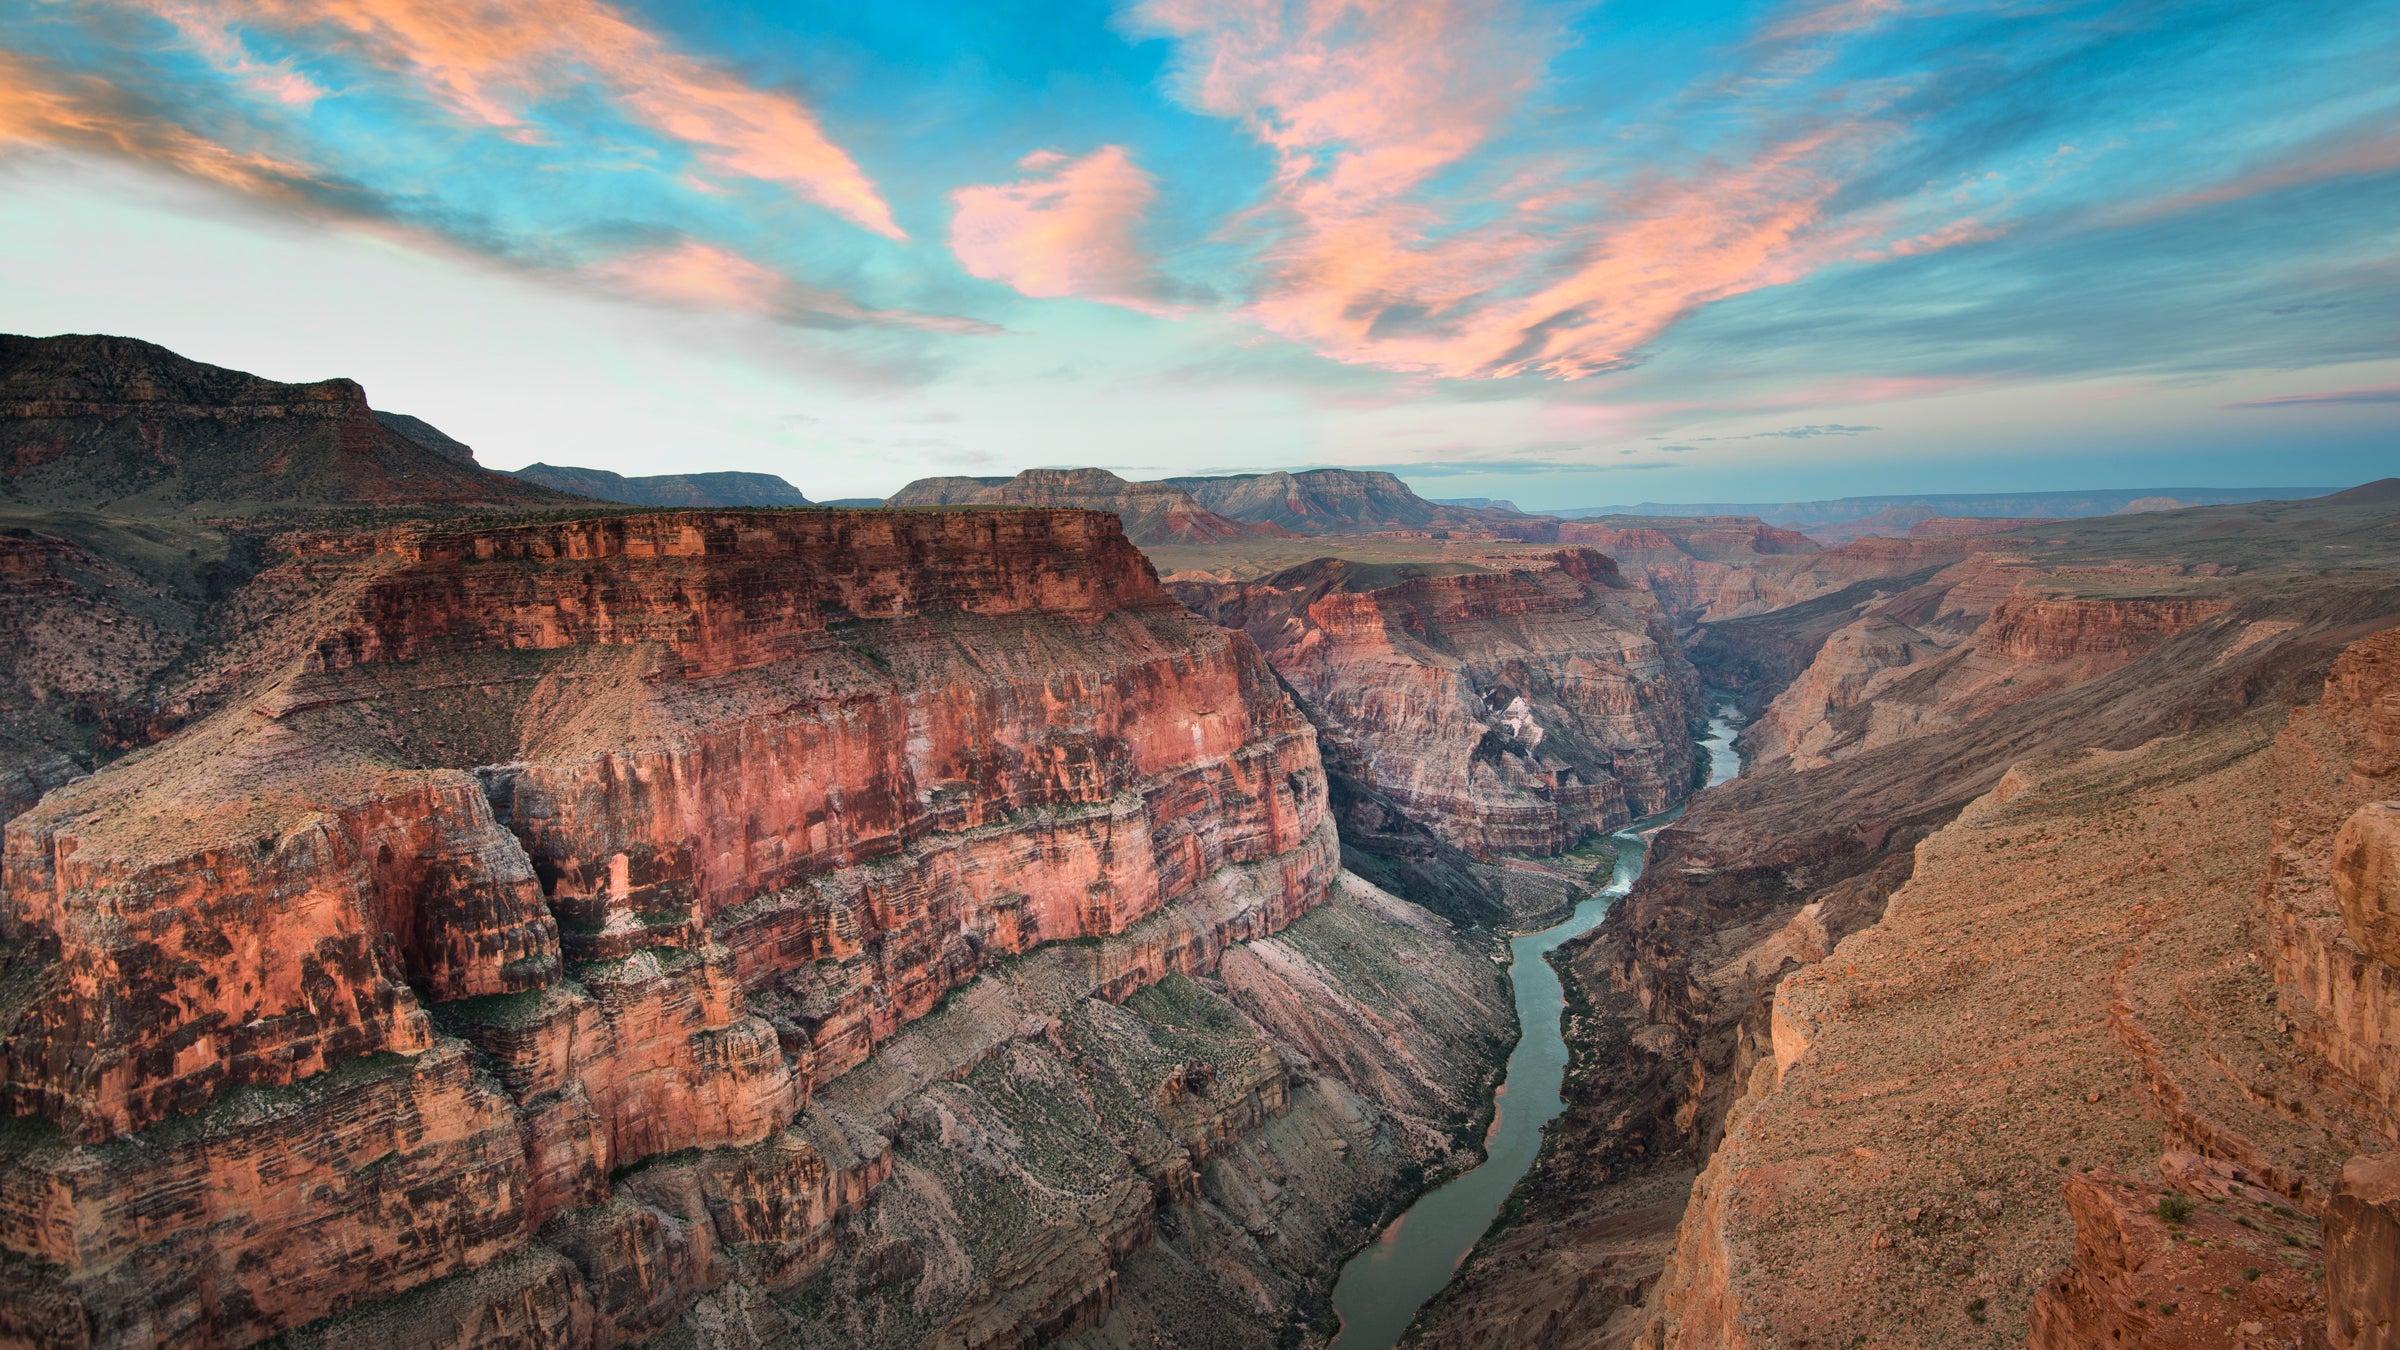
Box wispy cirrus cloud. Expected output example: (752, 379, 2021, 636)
(0, 2, 978, 339)
(133, 0, 903, 238)
(592, 238, 1001, 334)
(949, 146, 1181, 310)
(0, 48, 337, 206)
(2223, 382, 2400, 410)
(1129, 0, 1986, 380)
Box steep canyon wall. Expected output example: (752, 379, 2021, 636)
(0, 508, 1512, 1348)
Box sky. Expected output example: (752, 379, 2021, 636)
(0, 0, 2394, 509)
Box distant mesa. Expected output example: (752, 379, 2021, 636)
(887, 467, 1262, 545)
(370, 410, 477, 466)
(889, 466, 1560, 544)
(0, 332, 568, 513)
(510, 462, 812, 508)
(816, 496, 886, 507)
(1167, 468, 1559, 540)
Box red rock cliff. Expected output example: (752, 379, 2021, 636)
(1175, 550, 1701, 859)
(0, 507, 1338, 1346)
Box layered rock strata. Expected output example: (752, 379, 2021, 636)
(1611, 612, 2400, 1346)
(1165, 469, 1558, 541)
(1413, 565, 2400, 1348)
(1742, 563, 2235, 773)
(884, 469, 1259, 545)
(0, 334, 571, 778)
(1173, 551, 1703, 865)
(0, 507, 1456, 1348)
(1555, 516, 1992, 627)
(0, 333, 559, 513)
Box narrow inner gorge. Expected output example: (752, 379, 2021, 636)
(1327, 701, 1747, 1348)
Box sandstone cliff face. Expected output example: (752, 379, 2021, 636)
(1552, 516, 1976, 627)
(1610, 614, 2400, 1349)
(1742, 563, 2233, 773)
(1174, 551, 1703, 863)
(0, 507, 1491, 1348)
(884, 469, 1258, 545)
(1413, 555, 2400, 1349)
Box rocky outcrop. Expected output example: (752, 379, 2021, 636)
(2327, 1152, 2400, 1350)
(1174, 551, 1703, 862)
(1166, 469, 1558, 540)
(2257, 629, 2400, 1143)
(1555, 516, 1991, 627)
(0, 506, 1432, 1347)
(1742, 567, 2232, 773)
(2027, 1163, 2326, 1348)
(1414, 555, 2400, 1347)
(0, 337, 576, 784)
(885, 469, 1258, 545)
(509, 463, 813, 508)
(372, 411, 478, 466)
(0, 333, 563, 512)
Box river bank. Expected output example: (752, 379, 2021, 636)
(1326, 704, 1746, 1347)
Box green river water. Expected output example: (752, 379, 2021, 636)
(1326, 703, 1745, 1348)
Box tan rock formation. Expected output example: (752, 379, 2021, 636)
(1416, 539, 2400, 1348)
(1174, 550, 1702, 861)
(2327, 1152, 2400, 1350)
(1555, 516, 1988, 626)
(1743, 566, 2232, 773)
(2335, 802, 2400, 967)
(0, 506, 1456, 1347)
(2027, 1165, 2325, 1348)
(1166, 468, 1559, 540)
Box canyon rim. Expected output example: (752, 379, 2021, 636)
(3, 2, 2397, 1346)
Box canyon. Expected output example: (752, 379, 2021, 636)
(0, 503, 1517, 1348)
(0, 339, 1535, 1349)
(1170, 554, 1702, 909)
(1410, 483, 2400, 1348)
(4, 335, 2397, 1350)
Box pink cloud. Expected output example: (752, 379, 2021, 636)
(2127, 125, 2400, 222)
(1859, 215, 2005, 260)
(1135, 0, 1986, 380)
(590, 238, 1001, 334)
(130, 0, 903, 238)
(948, 146, 1174, 309)
(142, 2, 327, 107)
(0, 49, 329, 202)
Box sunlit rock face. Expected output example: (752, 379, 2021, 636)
(0, 507, 1419, 1347)
(1174, 548, 1705, 861)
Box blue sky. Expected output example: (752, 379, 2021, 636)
(1, 0, 2393, 507)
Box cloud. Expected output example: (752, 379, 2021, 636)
(2223, 382, 2400, 409)
(126, 0, 903, 237)
(0, 49, 339, 207)
(1132, 0, 1987, 381)
(2123, 120, 2400, 224)
(590, 238, 1001, 334)
(949, 146, 1178, 310)
(1731, 422, 1879, 438)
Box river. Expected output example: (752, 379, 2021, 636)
(1326, 701, 1745, 1348)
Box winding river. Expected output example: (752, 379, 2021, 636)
(1327, 702, 1745, 1348)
